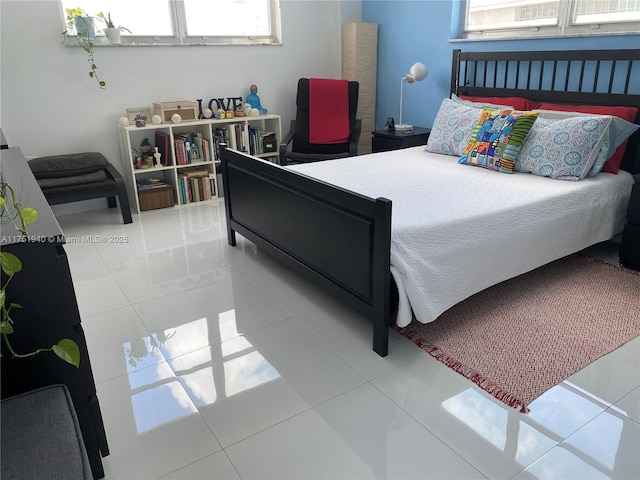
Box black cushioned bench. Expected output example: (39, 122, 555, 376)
(28, 152, 132, 224)
(1, 384, 93, 480)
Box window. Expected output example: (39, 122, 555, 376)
(60, 0, 281, 45)
(461, 0, 640, 40)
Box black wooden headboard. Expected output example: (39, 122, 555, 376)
(450, 49, 640, 175)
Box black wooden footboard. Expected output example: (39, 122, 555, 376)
(221, 145, 393, 356)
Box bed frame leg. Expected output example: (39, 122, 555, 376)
(372, 198, 392, 357)
(227, 229, 236, 246)
(373, 318, 389, 357)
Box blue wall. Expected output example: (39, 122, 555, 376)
(363, 0, 640, 130)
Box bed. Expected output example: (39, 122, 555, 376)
(221, 49, 640, 357)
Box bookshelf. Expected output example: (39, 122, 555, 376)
(117, 114, 281, 213)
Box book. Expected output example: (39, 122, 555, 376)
(178, 169, 211, 202)
(154, 131, 171, 166)
(213, 127, 228, 160)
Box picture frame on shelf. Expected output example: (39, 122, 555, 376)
(126, 107, 152, 127)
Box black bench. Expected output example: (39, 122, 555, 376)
(28, 152, 132, 224)
(1, 385, 93, 480)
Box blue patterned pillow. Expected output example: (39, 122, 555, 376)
(425, 98, 483, 156)
(514, 116, 613, 181)
(533, 110, 639, 177)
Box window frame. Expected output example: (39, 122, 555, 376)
(458, 0, 640, 41)
(60, 0, 282, 47)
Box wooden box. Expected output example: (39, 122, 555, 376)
(138, 184, 175, 211)
(153, 101, 198, 124)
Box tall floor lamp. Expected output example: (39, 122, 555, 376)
(396, 62, 428, 132)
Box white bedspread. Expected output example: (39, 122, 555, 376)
(289, 147, 634, 327)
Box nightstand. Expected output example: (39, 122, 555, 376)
(372, 127, 431, 153)
(619, 175, 640, 270)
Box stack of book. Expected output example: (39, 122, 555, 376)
(136, 177, 167, 190)
(177, 170, 215, 204)
(173, 132, 210, 165)
(212, 125, 277, 157)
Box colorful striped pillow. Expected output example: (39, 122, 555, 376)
(459, 108, 538, 173)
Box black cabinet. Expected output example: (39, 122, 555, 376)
(372, 127, 431, 153)
(620, 176, 640, 270)
(0, 147, 108, 479)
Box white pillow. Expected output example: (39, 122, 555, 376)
(533, 109, 639, 177)
(515, 116, 613, 181)
(425, 98, 483, 156)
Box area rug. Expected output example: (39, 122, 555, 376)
(396, 254, 640, 413)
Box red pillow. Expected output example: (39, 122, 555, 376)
(459, 95, 537, 111)
(536, 103, 639, 174)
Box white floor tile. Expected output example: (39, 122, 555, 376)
(133, 277, 290, 360)
(82, 306, 164, 384)
(169, 318, 366, 447)
(514, 408, 640, 479)
(93, 219, 198, 266)
(292, 301, 427, 380)
(72, 265, 130, 317)
(226, 383, 484, 479)
(159, 451, 240, 479)
(97, 362, 222, 479)
(109, 243, 232, 304)
(199, 235, 270, 276)
(563, 335, 640, 407)
(611, 386, 640, 424)
(166, 202, 227, 243)
(241, 257, 336, 317)
(373, 355, 561, 479)
(64, 240, 106, 272)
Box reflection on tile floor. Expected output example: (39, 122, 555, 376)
(63, 203, 639, 480)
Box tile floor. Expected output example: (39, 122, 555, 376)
(58, 202, 640, 480)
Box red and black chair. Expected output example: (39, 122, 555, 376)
(279, 78, 360, 165)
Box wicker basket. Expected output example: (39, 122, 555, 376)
(138, 185, 174, 211)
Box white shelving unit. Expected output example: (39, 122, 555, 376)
(118, 114, 281, 213)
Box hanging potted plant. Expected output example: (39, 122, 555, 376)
(61, 7, 105, 89)
(97, 12, 131, 45)
(65, 7, 95, 40)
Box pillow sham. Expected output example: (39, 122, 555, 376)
(459, 95, 537, 111)
(425, 98, 484, 156)
(450, 93, 514, 109)
(514, 116, 613, 181)
(459, 107, 538, 173)
(534, 109, 639, 177)
(535, 103, 639, 174)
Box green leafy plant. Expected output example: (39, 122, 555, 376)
(96, 11, 131, 33)
(62, 7, 105, 89)
(0, 180, 80, 368)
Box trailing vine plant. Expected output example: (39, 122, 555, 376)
(62, 7, 106, 89)
(0, 180, 80, 367)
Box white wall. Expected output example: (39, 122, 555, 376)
(0, 0, 359, 212)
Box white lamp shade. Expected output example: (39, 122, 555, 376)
(409, 62, 428, 82)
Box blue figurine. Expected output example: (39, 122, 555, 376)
(246, 84, 268, 114)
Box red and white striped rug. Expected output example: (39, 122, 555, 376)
(396, 254, 640, 413)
